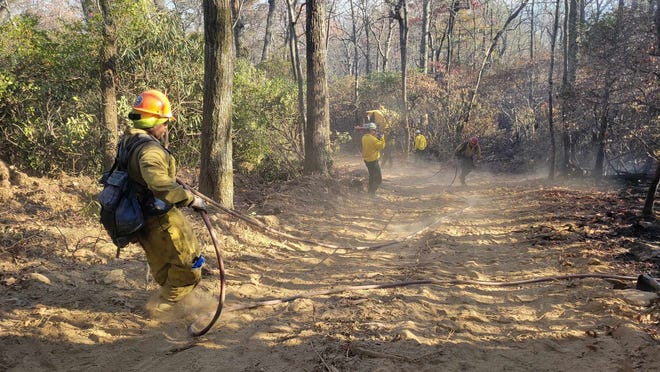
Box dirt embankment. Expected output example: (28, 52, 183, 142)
(1, 155, 658, 371)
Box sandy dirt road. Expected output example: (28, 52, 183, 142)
(1, 154, 658, 371)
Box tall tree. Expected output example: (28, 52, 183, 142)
(358, 0, 373, 74)
(285, 0, 306, 144)
(559, 0, 579, 175)
(445, 0, 458, 74)
(231, 0, 245, 57)
(547, 0, 561, 179)
(419, 0, 431, 73)
(261, 0, 276, 62)
(304, 0, 331, 174)
(371, 10, 395, 72)
(392, 0, 410, 153)
(201, 0, 234, 208)
(99, 0, 118, 170)
(350, 0, 360, 125)
(463, 0, 529, 127)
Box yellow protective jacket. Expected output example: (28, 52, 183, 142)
(122, 128, 194, 208)
(362, 133, 385, 162)
(414, 134, 427, 151)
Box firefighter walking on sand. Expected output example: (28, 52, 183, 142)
(121, 89, 207, 314)
(361, 122, 385, 196)
(454, 136, 482, 186)
(414, 130, 427, 163)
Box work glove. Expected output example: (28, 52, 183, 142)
(189, 195, 207, 212)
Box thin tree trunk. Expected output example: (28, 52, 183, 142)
(419, 0, 431, 73)
(548, 0, 561, 179)
(593, 82, 611, 176)
(231, 0, 245, 58)
(99, 0, 118, 170)
(350, 0, 360, 126)
(560, 0, 578, 175)
(201, 0, 234, 208)
(463, 0, 529, 126)
(261, 0, 276, 62)
(446, 3, 457, 74)
(393, 0, 409, 153)
(304, 0, 331, 175)
(363, 12, 372, 74)
(285, 0, 306, 146)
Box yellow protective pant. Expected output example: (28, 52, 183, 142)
(136, 207, 202, 302)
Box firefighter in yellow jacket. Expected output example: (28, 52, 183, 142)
(413, 130, 427, 162)
(122, 90, 207, 313)
(361, 122, 386, 196)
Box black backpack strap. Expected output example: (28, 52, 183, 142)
(117, 135, 157, 171)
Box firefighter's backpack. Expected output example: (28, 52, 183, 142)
(98, 135, 154, 248)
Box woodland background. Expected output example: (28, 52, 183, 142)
(0, 0, 658, 195)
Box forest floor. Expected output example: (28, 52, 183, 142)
(1, 152, 659, 372)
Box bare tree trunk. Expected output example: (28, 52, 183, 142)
(285, 0, 306, 145)
(594, 0, 623, 177)
(433, 22, 448, 73)
(419, 0, 431, 73)
(547, 0, 561, 179)
(529, 0, 536, 131)
(446, 3, 457, 74)
(201, 0, 234, 208)
(362, 8, 372, 74)
(560, 0, 578, 176)
(593, 95, 609, 177)
(231, 0, 245, 58)
(99, 0, 118, 170)
(261, 0, 276, 62)
(463, 0, 529, 126)
(304, 0, 331, 175)
(349, 0, 360, 126)
(393, 0, 409, 153)
(371, 14, 394, 72)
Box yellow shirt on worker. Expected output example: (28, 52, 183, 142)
(414, 134, 427, 151)
(362, 133, 385, 162)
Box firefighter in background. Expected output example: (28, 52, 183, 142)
(366, 109, 394, 167)
(454, 136, 482, 186)
(413, 129, 427, 162)
(361, 122, 385, 196)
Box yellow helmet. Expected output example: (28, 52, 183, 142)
(128, 89, 175, 128)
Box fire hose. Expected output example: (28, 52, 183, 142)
(178, 181, 226, 337)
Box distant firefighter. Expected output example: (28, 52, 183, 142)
(361, 122, 385, 196)
(454, 136, 481, 186)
